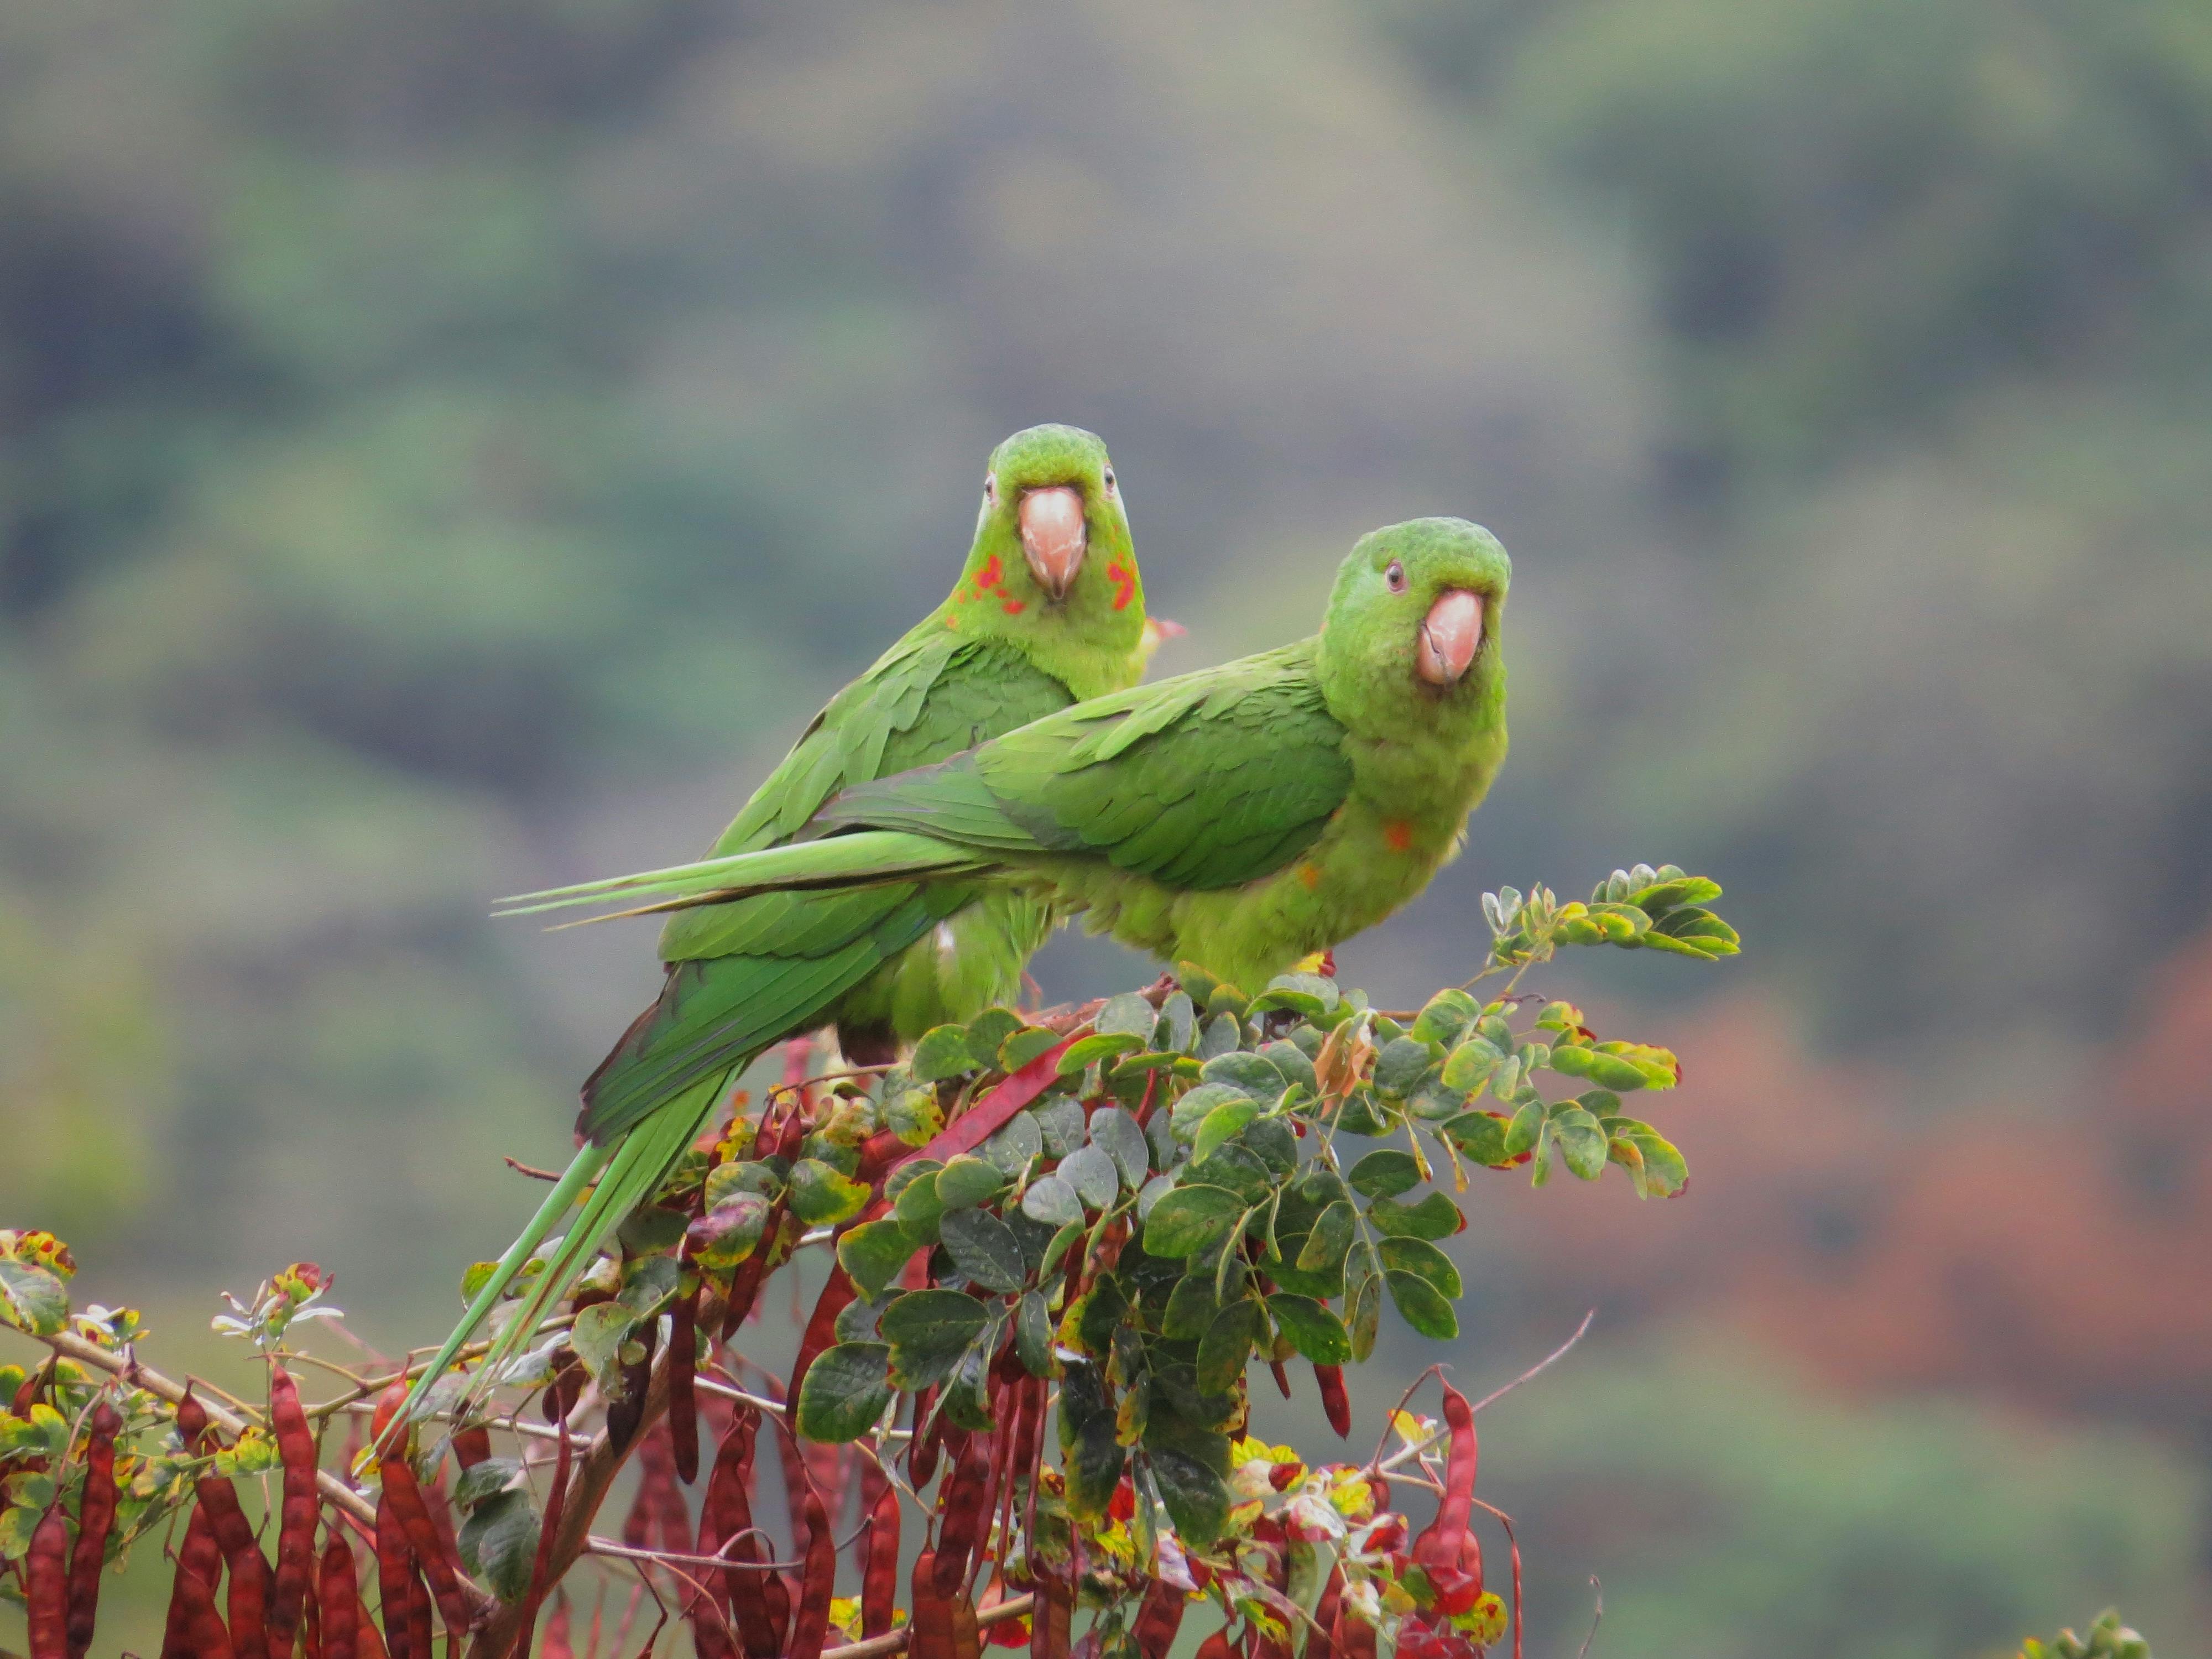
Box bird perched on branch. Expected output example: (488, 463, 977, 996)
(406, 424, 1157, 1418)
(515, 517, 1510, 1040)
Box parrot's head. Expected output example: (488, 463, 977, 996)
(1318, 517, 1510, 734)
(948, 424, 1149, 695)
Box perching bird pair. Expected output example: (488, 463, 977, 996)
(409, 422, 1511, 1412)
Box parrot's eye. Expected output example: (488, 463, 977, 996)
(983, 474, 998, 508)
(1385, 560, 1406, 593)
(1103, 468, 1117, 497)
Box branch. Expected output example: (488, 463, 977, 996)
(19, 1328, 379, 1532)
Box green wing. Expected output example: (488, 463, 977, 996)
(812, 641, 1353, 893)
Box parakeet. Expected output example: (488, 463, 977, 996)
(508, 516, 1509, 1018)
(406, 424, 1153, 1418)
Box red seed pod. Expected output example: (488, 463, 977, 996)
(785, 1264, 859, 1431)
(27, 1501, 70, 1659)
(450, 1428, 492, 1473)
(176, 1385, 212, 1453)
(302, 1570, 324, 1659)
(65, 1398, 122, 1658)
(1027, 1568, 1072, 1659)
(859, 1465, 899, 1639)
(373, 1491, 414, 1659)
(162, 1503, 225, 1659)
(931, 1431, 994, 1598)
(1410, 1384, 1477, 1573)
(781, 1473, 836, 1659)
(948, 1590, 982, 1659)
(512, 1397, 573, 1659)
(1131, 1580, 1185, 1659)
(907, 1387, 943, 1487)
(1193, 1631, 1235, 1659)
(320, 1531, 361, 1659)
(669, 1286, 700, 1484)
(1331, 1599, 1377, 1659)
(1310, 1564, 1344, 1659)
(1314, 1365, 1352, 1439)
(268, 1365, 319, 1652)
(377, 1454, 476, 1640)
(698, 1407, 779, 1659)
(403, 1566, 431, 1659)
(174, 1561, 239, 1659)
(909, 1553, 954, 1659)
(190, 1446, 271, 1659)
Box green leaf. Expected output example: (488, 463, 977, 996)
(1020, 1173, 1084, 1229)
(1198, 1051, 1283, 1100)
(1552, 1108, 1609, 1180)
(933, 1156, 1006, 1211)
(1058, 1364, 1126, 1519)
(1169, 1083, 1247, 1142)
(1336, 1274, 1371, 1363)
(940, 1332, 997, 1431)
(1041, 1220, 1083, 1277)
(567, 1302, 637, 1386)
(1346, 1149, 1422, 1199)
(1142, 1186, 1245, 1258)
(1295, 1201, 1357, 1275)
(1501, 1100, 1545, 1158)
(1238, 1117, 1298, 1175)
(1385, 1270, 1458, 1339)
(1410, 988, 1480, 1047)
(690, 1193, 773, 1271)
(885, 1086, 945, 1146)
(1015, 1291, 1055, 1377)
(1266, 1293, 1350, 1364)
(938, 1208, 1027, 1293)
(911, 1025, 973, 1083)
(1060, 1143, 1121, 1211)
(1162, 1273, 1225, 1340)
(1257, 1039, 1319, 1096)
(1001, 1027, 1063, 1072)
(981, 1112, 1044, 1176)
(1377, 1237, 1462, 1298)
(1031, 1098, 1088, 1159)
(786, 1159, 869, 1227)
(1366, 1191, 1464, 1240)
(966, 1008, 1026, 1069)
(1186, 1144, 1274, 1203)
(880, 1290, 992, 1389)
(1193, 1099, 1260, 1163)
(1440, 1037, 1505, 1095)
(457, 1489, 540, 1603)
(1372, 1038, 1434, 1098)
(837, 1218, 920, 1299)
(1607, 1119, 1691, 1198)
(1057, 1031, 1145, 1076)
(1142, 1411, 1232, 1547)
(1094, 992, 1160, 1039)
(1442, 1112, 1514, 1167)
(1196, 1300, 1265, 1393)
(1631, 875, 1722, 914)
(0, 1261, 70, 1337)
(796, 1342, 894, 1443)
(1155, 991, 1198, 1055)
(1091, 1107, 1151, 1188)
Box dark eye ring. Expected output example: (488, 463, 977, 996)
(1385, 560, 1406, 592)
(1103, 468, 1117, 495)
(983, 474, 998, 507)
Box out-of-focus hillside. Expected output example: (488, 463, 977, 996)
(4, 0, 2210, 1650)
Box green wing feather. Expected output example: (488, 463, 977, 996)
(810, 641, 1354, 891)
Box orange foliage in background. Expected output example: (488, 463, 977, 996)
(1493, 933, 2212, 1422)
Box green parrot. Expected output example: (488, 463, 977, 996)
(507, 516, 1509, 1026)
(407, 423, 1155, 1417)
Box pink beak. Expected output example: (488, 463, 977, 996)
(1019, 486, 1088, 600)
(1416, 589, 1484, 686)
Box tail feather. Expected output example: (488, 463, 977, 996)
(392, 1140, 613, 1438)
(492, 831, 987, 920)
(455, 1077, 726, 1416)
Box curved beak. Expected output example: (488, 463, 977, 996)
(1019, 486, 1088, 601)
(1415, 589, 1484, 687)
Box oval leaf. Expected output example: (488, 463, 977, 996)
(1266, 1293, 1351, 1364)
(1142, 1185, 1245, 1258)
(939, 1207, 1027, 1293)
(795, 1342, 893, 1443)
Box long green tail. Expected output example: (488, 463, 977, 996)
(492, 829, 983, 920)
(395, 1076, 723, 1433)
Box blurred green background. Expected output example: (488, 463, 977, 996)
(6, 1, 2211, 1652)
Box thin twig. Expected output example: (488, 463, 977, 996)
(15, 1329, 379, 1532)
(505, 1157, 565, 1182)
(1469, 1309, 1594, 1415)
(1362, 1362, 1447, 1474)
(1575, 1576, 1603, 1659)
(330, 1399, 594, 1451)
(820, 1593, 1035, 1659)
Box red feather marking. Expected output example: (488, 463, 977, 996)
(1107, 562, 1135, 611)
